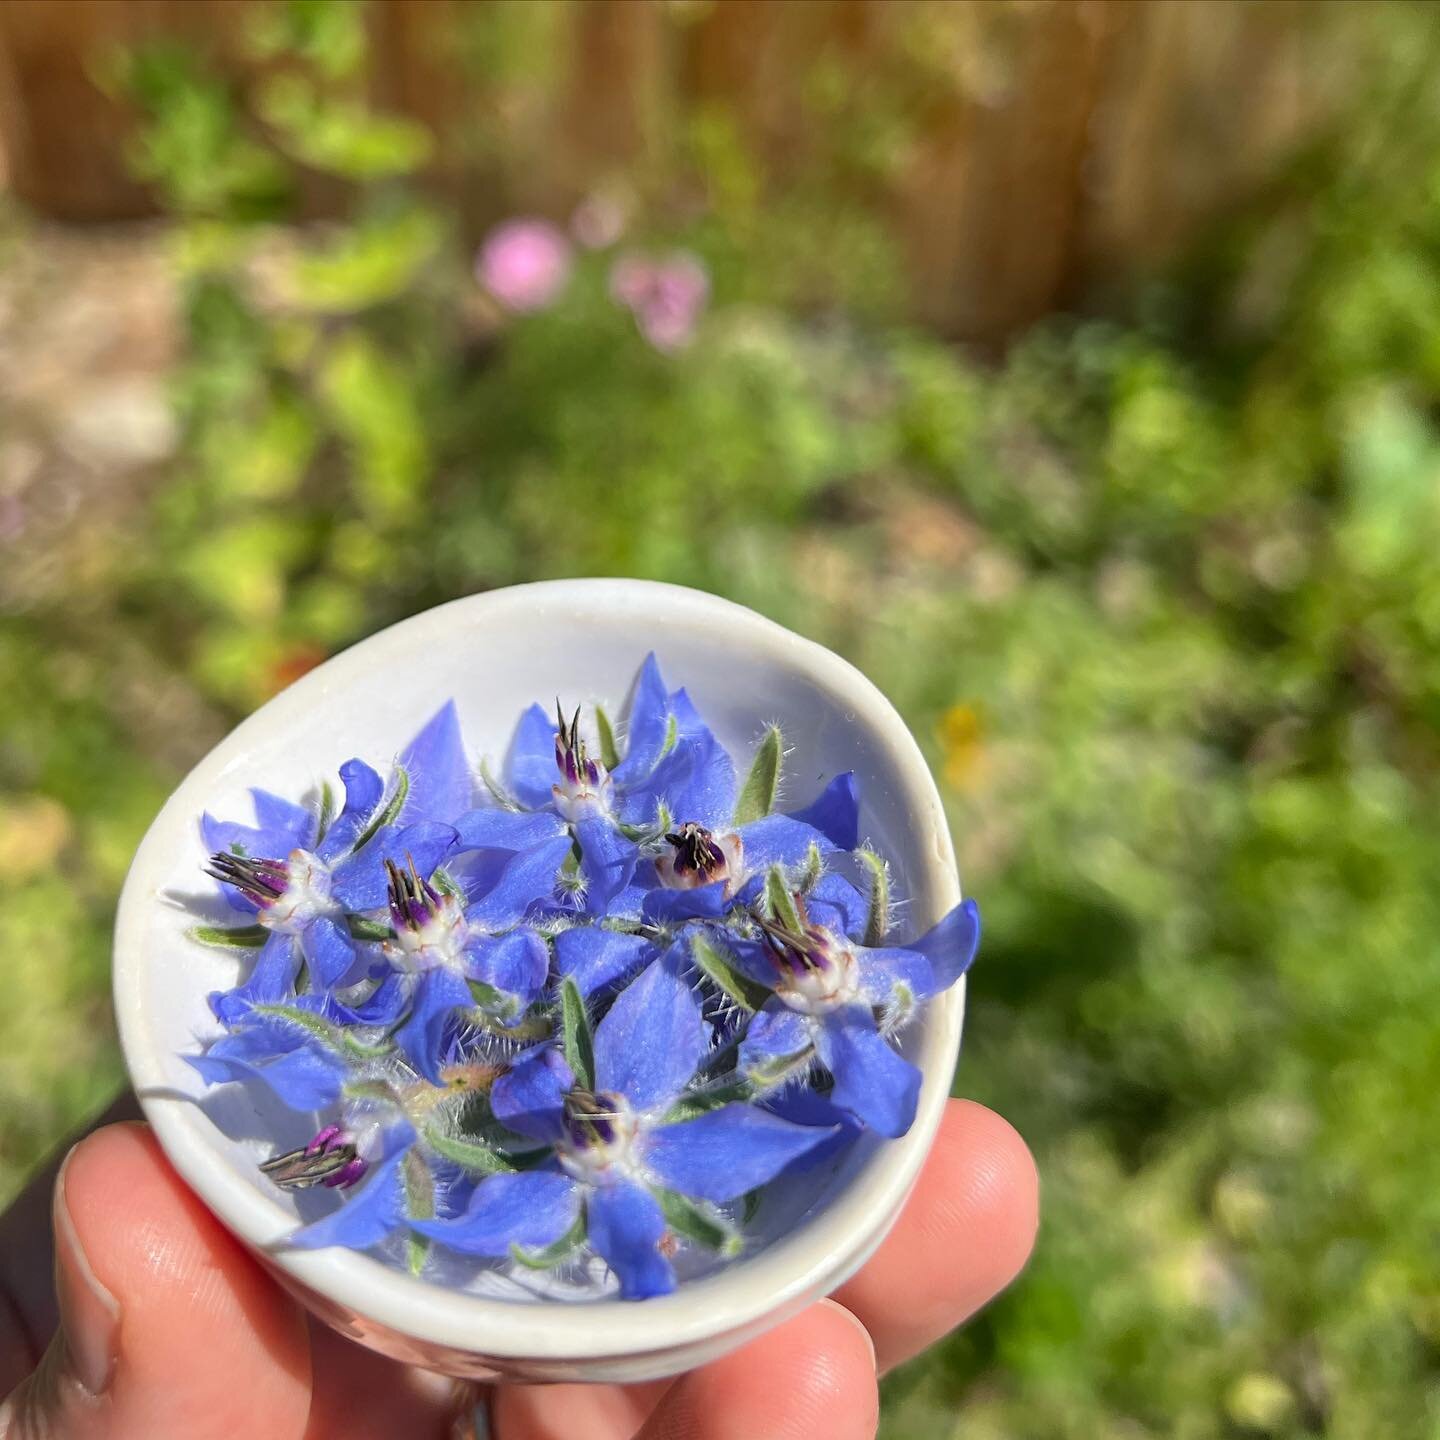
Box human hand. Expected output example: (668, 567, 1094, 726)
(0, 1095, 1036, 1439)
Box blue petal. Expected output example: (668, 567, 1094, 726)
(738, 1001, 813, 1083)
(329, 821, 457, 910)
(316, 758, 384, 861)
(807, 873, 868, 940)
(643, 1104, 837, 1203)
(453, 808, 566, 852)
(250, 789, 317, 849)
(492, 1046, 573, 1143)
(464, 929, 549, 1008)
(200, 802, 309, 912)
(209, 933, 300, 1025)
(760, 1089, 865, 1170)
(909, 898, 980, 994)
(786, 772, 860, 851)
(466, 836, 572, 930)
(186, 1039, 347, 1112)
(415, 1171, 580, 1256)
(393, 969, 474, 1084)
(290, 1149, 407, 1252)
(611, 654, 672, 786)
(666, 687, 707, 739)
(724, 939, 785, 990)
(203, 1025, 303, 1066)
(398, 701, 473, 823)
(736, 815, 833, 871)
(554, 927, 652, 998)
(625, 731, 736, 829)
(505, 704, 559, 810)
(592, 944, 707, 1112)
(300, 915, 357, 990)
(856, 945, 935, 1006)
(813, 1006, 921, 1139)
(574, 818, 638, 915)
(601, 881, 650, 923)
(325, 970, 408, 1027)
(586, 1180, 674, 1300)
(641, 883, 728, 924)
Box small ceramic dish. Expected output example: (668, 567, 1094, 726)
(113, 579, 966, 1384)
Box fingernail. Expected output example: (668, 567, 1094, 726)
(819, 1298, 877, 1373)
(53, 1145, 120, 1397)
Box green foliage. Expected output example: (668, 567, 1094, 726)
(5, 2, 1440, 1435)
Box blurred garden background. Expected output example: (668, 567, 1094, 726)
(3, 0, 1440, 1434)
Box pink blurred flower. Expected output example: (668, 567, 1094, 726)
(476, 219, 573, 313)
(609, 251, 710, 352)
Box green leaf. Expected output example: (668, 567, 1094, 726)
(252, 1003, 392, 1062)
(346, 915, 393, 942)
(467, 977, 509, 1012)
(595, 705, 621, 771)
(733, 724, 783, 827)
(883, 981, 917, 1036)
(744, 1045, 815, 1090)
(421, 1125, 517, 1175)
(511, 1213, 587, 1270)
(189, 923, 268, 949)
(560, 978, 595, 1090)
(314, 780, 336, 846)
(654, 1187, 743, 1257)
(764, 867, 804, 933)
(403, 1150, 435, 1276)
(796, 841, 826, 894)
(343, 1078, 400, 1106)
(662, 1080, 753, 1125)
(690, 931, 769, 1014)
(466, 1007, 552, 1043)
(479, 758, 523, 811)
(352, 766, 408, 853)
(855, 846, 891, 947)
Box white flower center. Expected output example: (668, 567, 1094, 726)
(558, 1093, 642, 1185)
(775, 943, 860, 1016)
(552, 771, 615, 822)
(261, 850, 340, 935)
(385, 892, 469, 974)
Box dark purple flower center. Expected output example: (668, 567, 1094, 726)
(386, 855, 445, 933)
(757, 900, 842, 979)
(259, 1124, 366, 1190)
(563, 1088, 625, 1149)
(554, 702, 605, 789)
(206, 851, 290, 908)
(664, 822, 728, 882)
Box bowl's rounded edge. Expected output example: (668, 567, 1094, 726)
(113, 578, 965, 1363)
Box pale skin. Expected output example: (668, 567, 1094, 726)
(0, 1095, 1037, 1439)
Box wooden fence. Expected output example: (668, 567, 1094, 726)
(0, 0, 1381, 343)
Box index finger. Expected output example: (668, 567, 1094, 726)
(833, 1098, 1038, 1373)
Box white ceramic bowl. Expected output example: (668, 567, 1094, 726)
(113, 579, 966, 1384)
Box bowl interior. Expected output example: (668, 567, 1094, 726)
(115, 580, 962, 1356)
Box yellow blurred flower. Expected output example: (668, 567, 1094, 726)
(0, 795, 73, 878)
(938, 702, 986, 791)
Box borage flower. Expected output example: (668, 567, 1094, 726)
(415, 949, 835, 1297)
(381, 838, 570, 1083)
(453, 656, 714, 913)
(200, 703, 476, 1022)
(733, 887, 981, 1138)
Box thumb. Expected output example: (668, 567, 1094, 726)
(0, 1123, 312, 1440)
